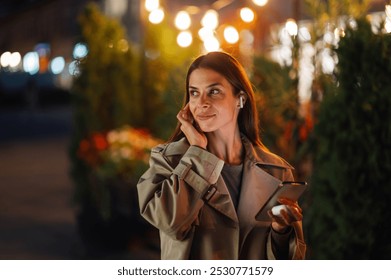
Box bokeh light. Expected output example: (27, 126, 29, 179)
(298, 26, 311, 42)
(177, 31, 193, 47)
(68, 60, 80, 76)
(73, 43, 88, 59)
(175, 11, 191, 30)
(149, 8, 164, 24)
(201, 10, 219, 30)
(145, 0, 159, 12)
(285, 19, 298, 36)
(50, 56, 65, 74)
(203, 36, 220, 52)
(252, 0, 268, 6)
(198, 27, 214, 42)
(0, 51, 12, 67)
(240, 7, 255, 23)
(224, 26, 239, 44)
(9, 52, 22, 68)
(23, 52, 40, 75)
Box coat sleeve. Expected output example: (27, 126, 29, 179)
(137, 145, 224, 241)
(266, 168, 307, 260)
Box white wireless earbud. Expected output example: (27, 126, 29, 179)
(239, 96, 244, 109)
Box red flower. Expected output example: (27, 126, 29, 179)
(92, 133, 108, 151)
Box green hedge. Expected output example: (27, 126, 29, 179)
(306, 18, 391, 259)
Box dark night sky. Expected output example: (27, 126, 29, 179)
(0, 0, 47, 19)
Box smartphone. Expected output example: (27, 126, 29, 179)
(255, 181, 308, 221)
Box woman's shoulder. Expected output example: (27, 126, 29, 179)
(242, 136, 293, 169)
(254, 146, 294, 169)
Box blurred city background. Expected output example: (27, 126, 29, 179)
(0, 0, 390, 260)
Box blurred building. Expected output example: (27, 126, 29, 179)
(0, 0, 141, 99)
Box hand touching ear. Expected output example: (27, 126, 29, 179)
(177, 103, 207, 149)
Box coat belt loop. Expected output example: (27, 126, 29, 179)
(203, 184, 217, 202)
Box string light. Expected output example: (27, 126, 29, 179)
(224, 26, 239, 44)
(145, 0, 159, 12)
(252, 0, 268, 7)
(148, 8, 164, 24)
(177, 31, 193, 47)
(175, 11, 191, 30)
(240, 7, 255, 23)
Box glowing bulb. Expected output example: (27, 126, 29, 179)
(9, 52, 21, 68)
(177, 31, 193, 47)
(201, 10, 219, 30)
(149, 8, 164, 24)
(240, 8, 255, 23)
(204, 36, 220, 52)
(73, 43, 88, 59)
(252, 0, 268, 6)
(224, 26, 239, 44)
(50, 56, 65, 74)
(285, 18, 298, 36)
(0, 51, 11, 67)
(145, 0, 159, 12)
(198, 27, 214, 42)
(23, 52, 39, 74)
(175, 11, 191, 30)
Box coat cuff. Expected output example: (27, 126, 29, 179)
(173, 145, 224, 195)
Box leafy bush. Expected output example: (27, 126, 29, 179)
(69, 3, 144, 211)
(306, 18, 391, 259)
(252, 55, 299, 163)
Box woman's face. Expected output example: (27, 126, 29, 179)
(188, 68, 240, 133)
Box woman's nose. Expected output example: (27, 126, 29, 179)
(196, 94, 209, 108)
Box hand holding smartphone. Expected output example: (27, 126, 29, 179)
(255, 181, 308, 221)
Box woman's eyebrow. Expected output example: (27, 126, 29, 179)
(207, 82, 222, 88)
(189, 82, 222, 89)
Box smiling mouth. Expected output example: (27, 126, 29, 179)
(197, 114, 215, 121)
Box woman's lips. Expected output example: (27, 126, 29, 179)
(196, 114, 215, 121)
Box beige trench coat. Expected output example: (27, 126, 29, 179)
(137, 136, 306, 260)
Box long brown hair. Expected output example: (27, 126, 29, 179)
(169, 51, 264, 148)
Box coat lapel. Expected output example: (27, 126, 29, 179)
(236, 136, 292, 226)
(206, 176, 239, 223)
(237, 161, 281, 225)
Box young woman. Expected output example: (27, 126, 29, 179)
(137, 51, 306, 259)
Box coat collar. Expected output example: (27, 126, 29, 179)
(163, 136, 293, 170)
(240, 135, 294, 170)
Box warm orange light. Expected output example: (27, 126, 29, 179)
(252, 0, 268, 6)
(177, 31, 193, 47)
(224, 26, 239, 44)
(240, 7, 255, 23)
(149, 8, 164, 24)
(175, 11, 191, 30)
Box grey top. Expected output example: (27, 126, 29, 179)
(221, 162, 244, 210)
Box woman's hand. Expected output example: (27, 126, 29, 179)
(177, 104, 207, 149)
(268, 198, 303, 233)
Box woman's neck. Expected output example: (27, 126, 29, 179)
(206, 128, 243, 165)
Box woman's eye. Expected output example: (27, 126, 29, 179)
(189, 90, 199, 97)
(209, 89, 220, 95)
